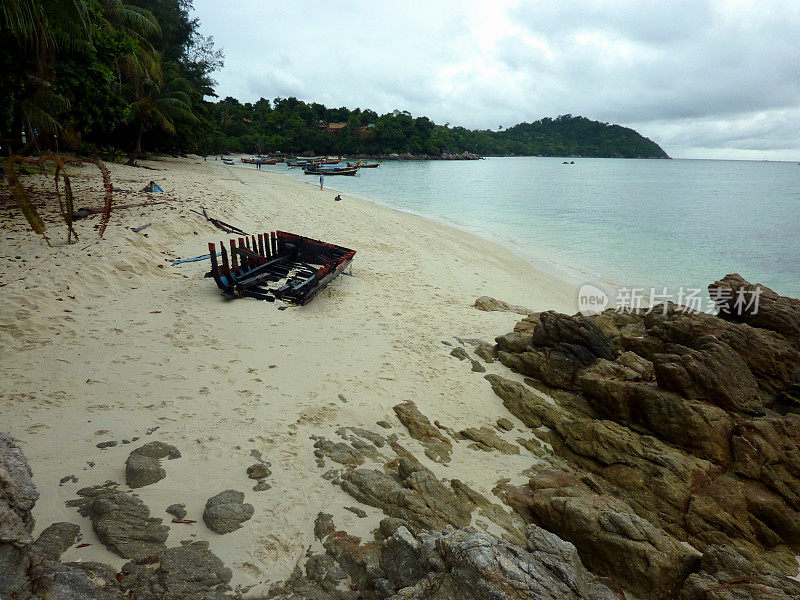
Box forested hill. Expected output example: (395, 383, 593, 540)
(491, 116, 669, 158)
(1, 0, 668, 160)
(209, 98, 669, 159)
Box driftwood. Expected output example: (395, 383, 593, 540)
(191, 207, 248, 236)
(73, 200, 168, 220)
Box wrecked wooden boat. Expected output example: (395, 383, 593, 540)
(205, 231, 355, 305)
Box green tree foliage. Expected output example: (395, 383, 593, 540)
(203, 97, 668, 159)
(0, 1, 668, 160)
(0, 0, 215, 157)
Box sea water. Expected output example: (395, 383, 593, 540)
(271, 157, 800, 301)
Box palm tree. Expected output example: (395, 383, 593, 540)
(126, 67, 196, 165)
(96, 0, 162, 87)
(1, 0, 89, 63)
(1, 0, 89, 147)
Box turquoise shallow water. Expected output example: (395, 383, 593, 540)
(260, 157, 800, 300)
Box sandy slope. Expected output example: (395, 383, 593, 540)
(0, 156, 577, 595)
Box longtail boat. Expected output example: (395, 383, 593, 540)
(348, 159, 380, 168)
(303, 166, 358, 176)
(205, 231, 355, 305)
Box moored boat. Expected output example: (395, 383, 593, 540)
(347, 159, 380, 168)
(303, 166, 358, 176)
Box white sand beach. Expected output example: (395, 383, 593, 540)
(0, 157, 578, 595)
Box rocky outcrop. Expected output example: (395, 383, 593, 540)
(392, 401, 452, 462)
(202, 490, 254, 534)
(459, 426, 520, 454)
(0, 432, 39, 599)
(474, 296, 534, 315)
(487, 275, 800, 598)
(155, 541, 233, 599)
(678, 545, 800, 600)
(269, 515, 615, 600)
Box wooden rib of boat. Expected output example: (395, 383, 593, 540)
(303, 166, 358, 176)
(205, 231, 355, 305)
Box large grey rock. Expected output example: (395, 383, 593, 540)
(0, 432, 38, 545)
(30, 522, 80, 562)
(246, 463, 271, 480)
(166, 503, 187, 520)
(157, 540, 233, 599)
(131, 441, 182, 461)
(485, 276, 800, 597)
(125, 454, 166, 489)
(66, 483, 169, 560)
(30, 560, 123, 600)
(0, 432, 39, 599)
(679, 545, 800, 600)
(203, 490, 254, 534)
(270, 518, 614, 600)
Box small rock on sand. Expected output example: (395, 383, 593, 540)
(246, 463, 271, 480)
(449, 347, 469, 361)
(166, 503, 187, 520)
(203, 490, 254, 534)
(126, 454, 166, 489)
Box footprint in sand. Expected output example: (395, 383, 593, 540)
(27, 423, 53, 434)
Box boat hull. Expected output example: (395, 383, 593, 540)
(205, 231, 356, 305)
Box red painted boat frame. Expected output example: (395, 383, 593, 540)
(205, 231, 355, 305)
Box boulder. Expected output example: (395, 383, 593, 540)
(30, 522, 80, 563)
(166, 504, 187, 520)
(270, 516, 615, 600)
(157, 541, 232, 599)
(499, 478, 700, 600)
(130, 441, 181, 460)
(0, 432, 39, 599)
(709, 273, 800, 341)
(474, 296, 533, 315)
(125, 454, 166, 489)
(203, 490, 254, 534)
(679, 545, 800, 600)
(246, 463, 271, 480)
(66, 483, 169, 560)
(459, 426, 519, 454)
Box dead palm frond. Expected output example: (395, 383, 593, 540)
(6, 154, 114, 244)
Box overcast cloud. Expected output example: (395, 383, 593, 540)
(191, 0, 800, 160)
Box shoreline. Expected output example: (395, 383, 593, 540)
(244, 157, 619, 296)
(0, 156, 577, 593)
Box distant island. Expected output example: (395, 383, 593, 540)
(1, 0, 668, 161)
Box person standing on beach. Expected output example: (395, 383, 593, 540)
(319, 172, 324, 190)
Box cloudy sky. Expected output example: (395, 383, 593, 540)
(191, 0, 800, 160)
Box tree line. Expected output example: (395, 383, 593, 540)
(1, 1, 669, 161)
